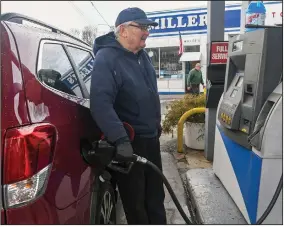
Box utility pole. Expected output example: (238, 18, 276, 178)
(204, 1, 225, 161)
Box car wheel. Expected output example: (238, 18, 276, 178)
(90, 173, 116, 224)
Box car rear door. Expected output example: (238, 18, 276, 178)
(35, 40, 101, 224)
(63, 43, 102, 224)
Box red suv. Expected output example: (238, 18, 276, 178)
(1, 13, 117, 224)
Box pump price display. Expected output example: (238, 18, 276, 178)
(210, 41, 229, 65)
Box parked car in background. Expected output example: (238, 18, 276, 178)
(1, 13, 117, 224)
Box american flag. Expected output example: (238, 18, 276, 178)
(178, 31, 184, 56)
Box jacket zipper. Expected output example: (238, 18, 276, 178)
(137, 56, 160, 118)
(137, 57, 153, 92)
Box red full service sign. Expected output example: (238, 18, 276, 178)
(210, 41, 229, 64)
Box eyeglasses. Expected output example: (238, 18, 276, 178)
(128, 24, 151, 31)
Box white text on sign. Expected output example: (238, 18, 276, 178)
(212, 45, 228, 60)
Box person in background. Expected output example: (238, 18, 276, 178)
(187, 63, 205, 94)
(89, 7, 167, 225)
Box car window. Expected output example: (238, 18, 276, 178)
(68, 46, 94, 94)
(38, 43, 83, 98)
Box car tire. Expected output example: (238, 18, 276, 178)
(90, 172, 117, 224)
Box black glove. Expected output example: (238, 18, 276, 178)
(114, 137, 134, 163)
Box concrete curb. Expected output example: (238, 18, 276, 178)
(161, 152, 192, 224)
(185, 168, 247, 224)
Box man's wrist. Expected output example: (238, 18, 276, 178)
(115, 136, 130, 146)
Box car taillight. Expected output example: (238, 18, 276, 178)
(3, 123, 57, 208)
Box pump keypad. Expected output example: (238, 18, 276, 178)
(220, 112, 232, 125)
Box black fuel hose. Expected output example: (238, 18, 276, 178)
(133, 155, 193, 224)
(133, 155, 282, 225)
(256, 174, 283, 224)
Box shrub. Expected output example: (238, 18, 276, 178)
(162, 93, 206, 134)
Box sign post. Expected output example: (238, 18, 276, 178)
(205, 1, 226, 162)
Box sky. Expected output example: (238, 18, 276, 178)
(2, 1, 241, 35)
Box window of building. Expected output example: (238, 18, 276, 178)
(146, 48, 159, 78)
(160, 46, 183, 79)
(184, 45, 200, 52)
(146, 45, 201, 79)
(38, 43, 83, 98)
(67, 46, 94, 93)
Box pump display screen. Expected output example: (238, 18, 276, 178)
(232, 41, 243, 52)
(230, 89, 238, 98)
(236, 77, 244, 87)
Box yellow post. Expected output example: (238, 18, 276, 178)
(177, 107, 206, 153)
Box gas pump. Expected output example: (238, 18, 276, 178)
(213, 27, 282, 224)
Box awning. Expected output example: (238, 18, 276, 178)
(179, 52, 202, 62)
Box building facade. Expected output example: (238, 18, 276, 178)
(145, 1, 282, 94)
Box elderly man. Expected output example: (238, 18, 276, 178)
(187, 63, 205, 94)
(90, 7, 167, 224)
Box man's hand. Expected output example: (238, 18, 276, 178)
(115, 137, 134, 163)
(187, 87, 191, 91)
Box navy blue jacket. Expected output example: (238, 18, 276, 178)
(90, 32, 161, 143)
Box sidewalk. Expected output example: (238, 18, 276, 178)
(161, 152, 191, 224)
(159, 94, 184, 101)
(171, 141, 247, 224)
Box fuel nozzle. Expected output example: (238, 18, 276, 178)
(132, 154, 147, 164)
(81, 122, 140, 174)
(81, 139, 116, 168)
(81, 138, 137, 174)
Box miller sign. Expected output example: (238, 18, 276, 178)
(150, 13, 207, 30)
(147, 2, 282, 37)
(210, 42, 229, 65)
(148, 9, 240, 35)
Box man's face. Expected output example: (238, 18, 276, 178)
(195, 65, 201, 71)
(121, 22, 150, 51)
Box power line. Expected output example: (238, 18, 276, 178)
(89, 1, 111, 28)
(68, 1, 96, 26)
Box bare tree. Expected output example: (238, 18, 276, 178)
(70, 28, 81, 39)
(109, 26, 115, 32)
(81, 25, 97, 47)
